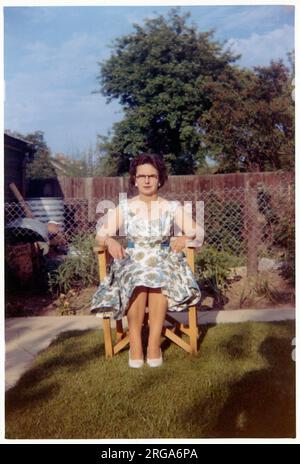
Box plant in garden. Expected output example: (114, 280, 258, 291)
(253, 278, 287, 304)
(238, 285, 253, 309)
(256, 183, 295, 284)
(195, 246, 240, 301)
(55, 292, 77, 316)
(272, 205, 295, 285)
(48, 232, 99, 295)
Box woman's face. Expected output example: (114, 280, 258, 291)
(135, 163, 159, 196)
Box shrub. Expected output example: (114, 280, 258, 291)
(195, 245, 242, 300)
(256, 183, 295, 284)
(48, 232, 98, 295)
(273, 215, 295, 285)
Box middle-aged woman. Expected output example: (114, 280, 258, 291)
(91, 153, 203, 368)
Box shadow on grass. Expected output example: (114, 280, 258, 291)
(219, 333, 252, 360)
(181, 332, 296, 438)
(6, 329, 105, 410)
(6, 321, 295, 439)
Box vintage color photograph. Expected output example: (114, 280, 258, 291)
(3, 1, 296, 440)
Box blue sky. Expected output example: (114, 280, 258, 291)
(4, 5, 295, 158)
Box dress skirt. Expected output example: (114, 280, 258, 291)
(91, 242, 201, 320)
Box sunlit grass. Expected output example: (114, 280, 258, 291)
(6, 321, 295, 439)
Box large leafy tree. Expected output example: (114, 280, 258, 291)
(96, 9, 239, 174)
(198, 60, 295, 172)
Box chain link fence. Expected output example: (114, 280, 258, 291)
(5, 180, 295, 277)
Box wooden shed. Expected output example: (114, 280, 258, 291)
(4, 132, 36, 202)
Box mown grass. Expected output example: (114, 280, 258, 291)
(6, 321, 295, 439)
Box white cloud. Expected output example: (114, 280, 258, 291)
(226, 24, 294, 68)
(21, 33, 108, 84)
(195, 5, 293, 34)
(5, 33, 122, 154)
(5, 73, 122, 155)
(220, 7, 282, 31)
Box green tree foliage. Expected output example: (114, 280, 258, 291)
(199, 60, 295, 172)
(23, 131, 57, 179)
(96, 9, 239, 175)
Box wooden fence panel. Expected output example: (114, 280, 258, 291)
(27, 171, 294, 200)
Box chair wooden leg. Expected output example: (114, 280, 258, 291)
(113, 318, 130, 354)
(113, 334, 130, 355)
(102, 317, 114, 358)
(116, 319, 125, 342)
(163, 327, 193, 353)
(188, 306, 199, 353)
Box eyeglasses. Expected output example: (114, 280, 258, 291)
(136, 175, 158, 181)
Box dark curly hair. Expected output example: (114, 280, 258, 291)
(129, 153, 168, 189)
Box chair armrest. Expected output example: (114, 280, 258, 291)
(170, 237, 202, 250)
(183, 240, 202, 272)
(185, 239, 202, 249)
(93, 236, 122, 253)
(93, 244, 107, 253)
(93, 243, 109, 281)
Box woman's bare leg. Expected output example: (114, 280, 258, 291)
(147, 288, 168, 359)
(126, 286, 148, 359)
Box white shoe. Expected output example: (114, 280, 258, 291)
(128, 351, 144, 368)
(146, 349, 163, 367)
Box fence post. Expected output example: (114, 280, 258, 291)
(85, 177, 94, 222)
(245, 178, 259, 277)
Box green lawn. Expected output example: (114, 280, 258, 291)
(6, 321, 295, 439)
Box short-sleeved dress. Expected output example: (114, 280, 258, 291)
(90, 196, 201, 320)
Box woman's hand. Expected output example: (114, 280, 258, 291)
(171, 236, 189, 253)
(106, 237, 126, 260)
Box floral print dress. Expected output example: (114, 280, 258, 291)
(91, 196, 201, 320)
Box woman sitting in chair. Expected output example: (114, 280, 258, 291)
(91, 153, 202, 368)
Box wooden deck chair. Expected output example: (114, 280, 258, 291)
(93, 240, 201, 358)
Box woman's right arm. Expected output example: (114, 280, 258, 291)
(95, 204, 126, 259)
